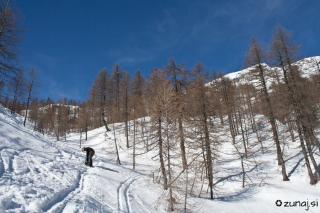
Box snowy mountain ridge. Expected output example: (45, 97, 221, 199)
(221, 56, 320, 86)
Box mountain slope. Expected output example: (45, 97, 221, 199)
(1, 55, 320, 212)
(0, 105, 160, 212)
(223, 56, 320, 82)
(1, 101, 320, 212)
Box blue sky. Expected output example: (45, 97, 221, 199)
(15, 0, 320, 102)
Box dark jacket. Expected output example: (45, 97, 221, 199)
(84, 147, 95, 156)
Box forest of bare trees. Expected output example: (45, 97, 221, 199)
(0, 3, 320, 210)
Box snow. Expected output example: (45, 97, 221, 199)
(220, 56, 320, 88)
(0, 105, 161, 212)
(1, 104, 320, 213)
(0, 57, 320, 212)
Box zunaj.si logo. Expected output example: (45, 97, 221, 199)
(275, 199, 319, 211)
(275, 200, 282, 207)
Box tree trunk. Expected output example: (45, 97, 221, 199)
(298, 127, 317, 185)
(166, 120, 174, 212)
(113, 123, 121, 165)
(133, 116, 136, 170)
(303, 128, 320, 178)
(85, 121, 88, 140)
(24, 84, 33, 127)
(125, 89, 129, 148)
(257, 63, 289, 180)
(238, 110, 248, 159)
(158, 117, 168, 190)
(202, 108, 213, 199)
(178, 117, 187, 170)
(241, 155, 245, 188)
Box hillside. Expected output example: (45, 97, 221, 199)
(1, 97, 320, 212)
(222, 56, 320, 86)
(225, 56, 320, 79)
(0, 105, 160, 212)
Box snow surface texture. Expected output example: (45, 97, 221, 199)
(0, 56, 320, 212)
(0, 105, 159, 213)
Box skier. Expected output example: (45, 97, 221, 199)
(82, 147, 95, 167)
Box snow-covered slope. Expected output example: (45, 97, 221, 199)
(1, 83, 320, 213)
(222, 56, 320, 85)
(0, 105, 160, 212)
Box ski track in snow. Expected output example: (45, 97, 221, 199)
(43, 154, 149, 213)
(46, 172, 85, 213)
(0, 152, 4, 178)
(115, 173, 157, 213)
(117, 176, 139, 213)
